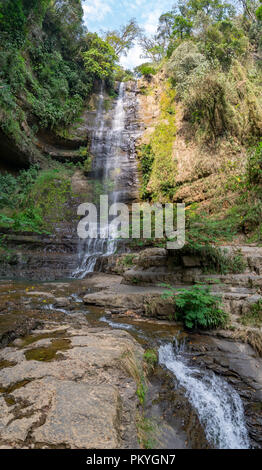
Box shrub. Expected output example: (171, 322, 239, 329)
(135, 63, 157, 78)
(163, 284, 228, 330)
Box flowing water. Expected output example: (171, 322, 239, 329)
(73, 82, 139, 278)
(99, 314, 250, 449)
(159, 341, 250, 449)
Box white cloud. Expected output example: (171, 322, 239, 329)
(120, 42, 145, 70)
(142, 9, 162, 35)
(83, 0, 112, 22)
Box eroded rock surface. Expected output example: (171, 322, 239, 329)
(0, 324, 143, 449)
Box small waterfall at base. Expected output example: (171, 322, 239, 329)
(73, 81, 139, 279)
(159, 341, 250, 449)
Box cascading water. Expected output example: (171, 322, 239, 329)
(73, 82, 139, 278)
(159, 341, 250, 449)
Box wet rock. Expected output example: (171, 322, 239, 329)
(187, 333, 262, 448)
(0, 318, 43, 349)
(53, 298, 70, 308)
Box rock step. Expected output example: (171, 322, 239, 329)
(123, 268, 262, 289)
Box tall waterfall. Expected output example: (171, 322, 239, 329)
(73, 82, 139, 278)
(159, 342, 250, 449)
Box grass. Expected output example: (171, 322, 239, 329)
(143, 349, 158, 374)
(136, 414, 158, 449)
(239, 301, 262, 328)
(233, 329, 262, 357)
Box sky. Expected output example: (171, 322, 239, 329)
(82, 0, 175, 69)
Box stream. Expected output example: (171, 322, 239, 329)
(0, 82, 255, 449)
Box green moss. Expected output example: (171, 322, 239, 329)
(4, 396, 16, 407)
(25, 339, 71, 362)
(0, 379, 32, 395)
(0, 360, 17, 370)
(139, 82, 177, 202)
(19, 330, 68, 348)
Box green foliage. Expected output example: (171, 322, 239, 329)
(136, 416, 157, 449)
(144, 83, 177, 202)
(163, 284, 228, 330)
(256, 2, 262, 20)
(167, 41, 209, 98)
(202, 20, 249, 68)
(144, 349, 158, 371)
(83, 33, 117, 80)
(0, 173, 17, 209)
(121, 254, 136, 267)
(135, 63, 157, 78)
(105, 19, 140, 56)
(0, 0, 26, 43)
(154, 0, 262, 146)
(178, 237, 247, 274)
(247, 141, 262, 186)
(172, 15, 193, 39)
(0, 165, 74, 233)
(136, 382, 147, 405)
(12, 207, 43, 232)
(0, 0, 116, 156)
(138, 144, 155, 199)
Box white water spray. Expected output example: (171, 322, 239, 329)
(159, 342, 250, 449)
(73, 82, 136, 278)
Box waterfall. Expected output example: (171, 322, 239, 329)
(159, 341, 250, 449)
(73, 82, 138, 278)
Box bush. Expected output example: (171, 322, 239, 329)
(163, 284, 228, 330)
(135, 63, 157, 78)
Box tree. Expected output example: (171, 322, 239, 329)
(172, 15, 193, 39)
(105, 18, 140, 57)
(82, 33, 117, 80)
(138, 35, 165, 62)
(157, 12, 176, 51)
(238, 1, 260, 20)
(187, 0, 236, 21)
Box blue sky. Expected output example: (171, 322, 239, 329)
(82, 0, 174, 69)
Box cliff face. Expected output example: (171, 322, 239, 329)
(137, 72, 247, 213)
(136, 67, 262, 245)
